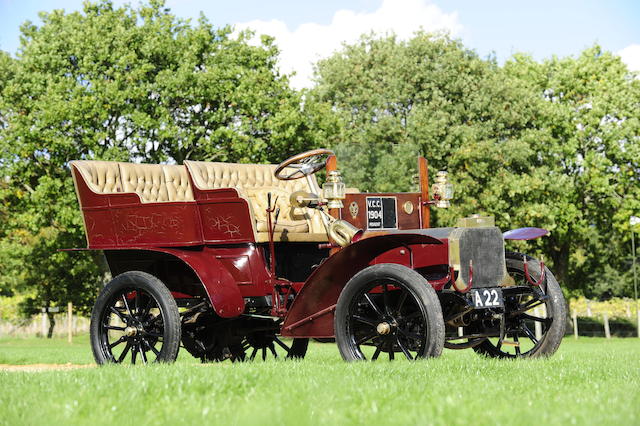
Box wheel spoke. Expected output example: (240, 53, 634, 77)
(109, 306, 128, 323)
(142, 297, 155, 317)
(148, 341, 161, 356)
(121, 294, 134, 318)
(396, 337, 413, 360)
(143, 330, 164, 338)
(397, 328, 423, 342)
(396, 290, 408, 314)
(104, 325, 126, 331)
(261, 347, 267, 361)
(372, 346, 382, 361)
(131, 344, 138, 364)
(117, 342, 132, 362)
(140, 342, 148, 364)
(250, 347, 258, 361)
(388, 347, 395, 360)
(521, 324, 539, 345)
(514, 334, 521, 356)
(402, 311, 422, 321)
(148, 314, 163, 326)
(355, 332, 377, 346)
(109, 336, 125, 349)
(363, 294, 383, 318)
(520, 313, 552, 326)
(134, 291, 141, 314)
(285, 169, 303, 179)
(352, 314, 378, 328)
(269, 343, 278, 358)
(273, 337, 291, 354)
(382, 284, 391, 315)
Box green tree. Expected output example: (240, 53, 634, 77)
(0, 0, 321, 335)
(500, 48, 640, 297)
(312, 34, 640, 296)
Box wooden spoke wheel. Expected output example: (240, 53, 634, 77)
(335, 264, 444, 361)
(473, 252, 566, 358)
(90, 271, 181, 365)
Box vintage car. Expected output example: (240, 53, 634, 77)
(68, 149, 566, 363)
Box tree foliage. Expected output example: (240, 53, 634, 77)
(1, 2, 638, 331)
(313, 34, 640, 296)
(0, 0, 322, 331)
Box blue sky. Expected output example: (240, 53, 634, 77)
(1, 0, 639, 88)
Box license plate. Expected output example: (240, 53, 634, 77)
(470, 288, 504, 309)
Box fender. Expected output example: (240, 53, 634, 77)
(503, 227, 549, 240)
(87, 247, 245, 318)
(281, 233, 442, 338)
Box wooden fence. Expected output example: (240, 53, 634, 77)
(568, 299, 640, 339)
(0, 303, 89, 340)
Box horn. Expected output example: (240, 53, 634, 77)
(328, 219, 363, 247)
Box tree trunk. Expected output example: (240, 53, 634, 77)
(550, 240, 570, 288)
(47, 311, 56, 339)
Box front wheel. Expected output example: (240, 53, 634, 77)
(334, 263, 444, 361)
(473, 252, 567, 358)
(90, 271, 181, 365)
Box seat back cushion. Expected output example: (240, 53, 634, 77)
(119, 163, 169, 203)
(184, 160, 326, 234)
(245, 187, 310, 233)
(163, 165, 194, 202)
(70, 160, 122, 194)
(184, 161, 313, 193)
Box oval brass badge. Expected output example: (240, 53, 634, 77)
(349, 201, 359, 218)
(403, 201, 414, 214)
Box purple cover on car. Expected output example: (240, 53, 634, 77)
(502, 227, 549, 240)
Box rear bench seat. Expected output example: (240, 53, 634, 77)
(184, 160, 327, 242)
(70, 160, 194, 203)
(70, 160, 327, 244)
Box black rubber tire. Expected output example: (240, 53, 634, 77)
(90, 271, 181, 365)
(334, 263, 445, 361)
(473, 252, 567, 358)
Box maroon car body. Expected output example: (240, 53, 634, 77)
(70, 151, 565, 363)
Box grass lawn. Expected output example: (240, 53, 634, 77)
(0, 335, 638, 425)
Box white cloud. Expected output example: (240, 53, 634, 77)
(235, 0, 462, 89)
(618, 44, 640, 73)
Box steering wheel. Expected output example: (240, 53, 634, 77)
(274, 149, 335, 181)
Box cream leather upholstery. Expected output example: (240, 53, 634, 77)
(71, 160, 195, 203)
(185, 160, 328, 242)
(245, 187, 310, 233)
(72, 159, 328, 242)
(163, 165, 194, 202)
(70, 160, 122, 194)
(120, 163, 170, 203)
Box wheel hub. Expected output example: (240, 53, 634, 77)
(124, 326, 138, 337)
(376, 322, 392, 335)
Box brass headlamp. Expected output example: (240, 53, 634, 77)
(322, 170, 346, 209)
(431, 171, 454, 208)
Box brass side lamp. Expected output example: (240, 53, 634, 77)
(431, 171, 454, 208)
(322, 170, 346, 209)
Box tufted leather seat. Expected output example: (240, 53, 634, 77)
(119, 163, 170, 203)
(71, 159, 327, 242)
(71, 161, 196, 203)
(70, 160, 123, 194)
(185, 160, 327, 241)
(163, 165, 194, 202)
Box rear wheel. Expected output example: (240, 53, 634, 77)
(335, 263, 444, 361)
(236, 332, 308, 361)
(90, 271, 181, 365)
(473, 252, 566, 358)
